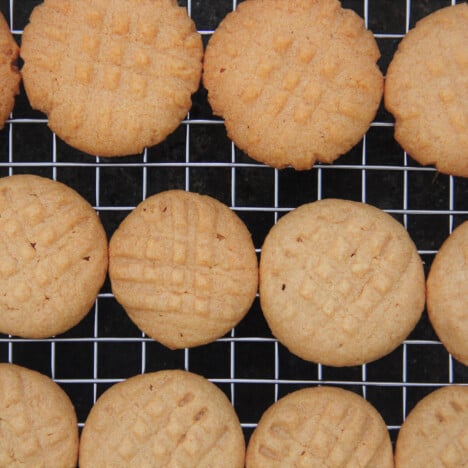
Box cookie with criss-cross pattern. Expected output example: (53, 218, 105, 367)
(21, 0, 203, 157)
(427, 222, 468, 366)
(109, 190, 258, 349)
(0, 174, 108, 338)
(0, 363, 78, 467)
(246, 386, 393, 467)
(203, 0, 383, 170)
(395, 386, 468, 467)
(0, 12, 20, 128)
(79, 370, 245, 467)
(259, 198, 425, 366)
(385, 3, 468, 177)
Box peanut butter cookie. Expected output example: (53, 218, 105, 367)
(259, 198, 425, 366)
(0, 363, 78, 467)
(109, 190, 258, 349)
(21, 0, 203, 157)
(80, 370, 245, 467)
(246, 386, 393, 467)
(0, 174, 108, 338)
(0, 12, 20, 128)
(204, 0, 383, 169)
(427, 222, 468, 366)
(395, 386, 468, 467)
(385, 4, 468, 177)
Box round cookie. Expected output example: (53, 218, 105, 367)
(246, 386, 393, 467)
(395, 386, 468, 467)
(203, 0, 383, 170)
(79, 370, 245, 467)
(109, 190, 258, 349)
(427, 222, 468, 366)
(259, 198, 425, 366)
(21, 0, 203, 157)
(0, 363, 78, 467)
(0, 12, 20, 128)
(0, 174, 108, 338)
(385, 4, 468, 177)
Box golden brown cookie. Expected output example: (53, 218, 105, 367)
(203, 0, 383, 170)
(385, 3, 468, 177)
(21, 0, 203, 157)
(259, 198, 425, 366)
(0, 363, 79, 467)
(427, 222, 468, 366)
(0, 174, 108, 338)
(79, 370, 245, 467)
(0, 11, 20, 128)
(395, 385, 468, 467)
(246, 386, 393, 467)
(109, 190, 258, 349)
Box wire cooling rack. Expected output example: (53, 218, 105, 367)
(1, 0, 467, 446)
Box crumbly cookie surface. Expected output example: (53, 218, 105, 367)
(0, 363, 78, 467)
(395, 386, 468, 467)
(427, 222, 468, 366)
(0, 174, 108, 338)
(109, 190, 258, 349)
(21, 0, 203, 157)
(259, 199, 425, 366)
(385, 3, 468, 177)
(246, 386, 393, 467)
(79, 370, 245, 467)
(0, 12, 20, 128)
(203, 0, 383, 170)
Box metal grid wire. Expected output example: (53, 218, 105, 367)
(1, 0, 467, 445)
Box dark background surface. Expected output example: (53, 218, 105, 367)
(1, 0, 467, 447)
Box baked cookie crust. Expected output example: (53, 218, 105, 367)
(427, 221, 468, 366)
(109, 190, 258, 349)
(79, 370, 245, 467)
(246, 386, 393, 467)
(21, 0, 203, 157)
(204, 0, 383, 170)
(259, 198, 425, 366)
(0, 363, 79, 467)
(0, 12, 20, 128)
(385, 3, 468, 177)
(395, 386, 468, 467)
(0, 174, 108, 338)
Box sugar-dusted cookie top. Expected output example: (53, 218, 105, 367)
(21, 0, 203, 157)
(259, 198, 425, 366)
(203, 0, 383, 170)
(385, 3, 468, 177)
(0, 12, 20, 128)
(427, 221, 468, 366)
(0, 363, 79, 467)
(79, 370, 245, 467)
(395, 386, 468, 467)
(109, 190, 258, 349)
(0, 174, 108, 338)
(246, 386, 393, 467)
